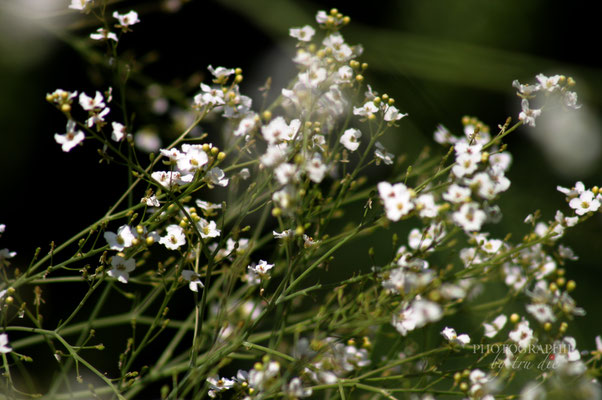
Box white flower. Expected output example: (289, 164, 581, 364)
(104, 225, 136, 251)
(177, 144, 209, 173)
(0, 224, 5, 234)
(239, 168, 250, 180)
(195, 200, 223, 215)
(489, 152, 512, 172)
(443, 184, 472, 203)
(274, 163, 298, 185)
(141, 194, 160, 207)
(337, 65, 353, 82)
(234, 114, 257, 136)
(0, 334, 12, 354)
(113, 10, 140, 28)
(86, 107, 110, 128)
(512, 79, 540, 96)
(483, 314, 507, 338)
(353, 101, 378, 117)
(289, 25, 315, 42)
(181, 270, 204, 292)
(262, 117, 299, 144)
(108, 256, 136, 284)
(468, 172, 495, 199)
(207, 376, 235, 398)
(111, 122, 127, 142)
(441, 327, 471, 345)
(195, 83, 225, 107)
(518, 99, 541, 127)
(434, 124, 457, 145)
(248, 260, 274, 277)
(509, 320, 534, 349)
(384, 105, 407, 122)
(68, 0, 93, 11)
(55, 120, 84, 152)
(526, 303, 556, 323)
(207, 65, 235, 80)
(273, 186, 294, 210)
(152, 171, 189, 188)
(374, 142, 394, 165)
(197, 219, 220, 239)
(273, 229, 294, 239)
(563, 90, 581, 109)
(206, 167, 229, 187)
(285, 377, 312, 398)
(378, 181, 415, 222)
(305, 155, 328, 183)
(315, 10, 329, 24)
(0, 249, 14, 263)
(135, 130, 161, 153)
(340, 128, 361, 152)
(408, 223, 445, 252)
(261, 143, 289, 167)
(453, 202, 487, 232)
(475, 234, 503, 254)
(569, 190, 600, 215)
(159, 225, 186, 250)
(90, 28, 118, 42)
(392, 299, 442, 336)
(452, 152, 480, 177)
(535, 73, 562, 92)
(415, 194, 438, 218)
(557, 181, 586, 197)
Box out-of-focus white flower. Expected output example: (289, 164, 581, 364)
(526, 303, 556, 323)
(135, 129, 161, 153)
(374, 142, 394, 165)
(111, 122, 127, 142)
(509, 320, 534, 349)
(443, 184, 472, 204)
(305, 155, 328, 183)
(378, 181, 415, 222)
(69, 0, 93, 11)
(483, 314, 507, 338)
(392, 299, 442, 336)
(453, 202, 487, 232)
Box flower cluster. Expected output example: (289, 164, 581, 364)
(513, 73, 581, 127)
